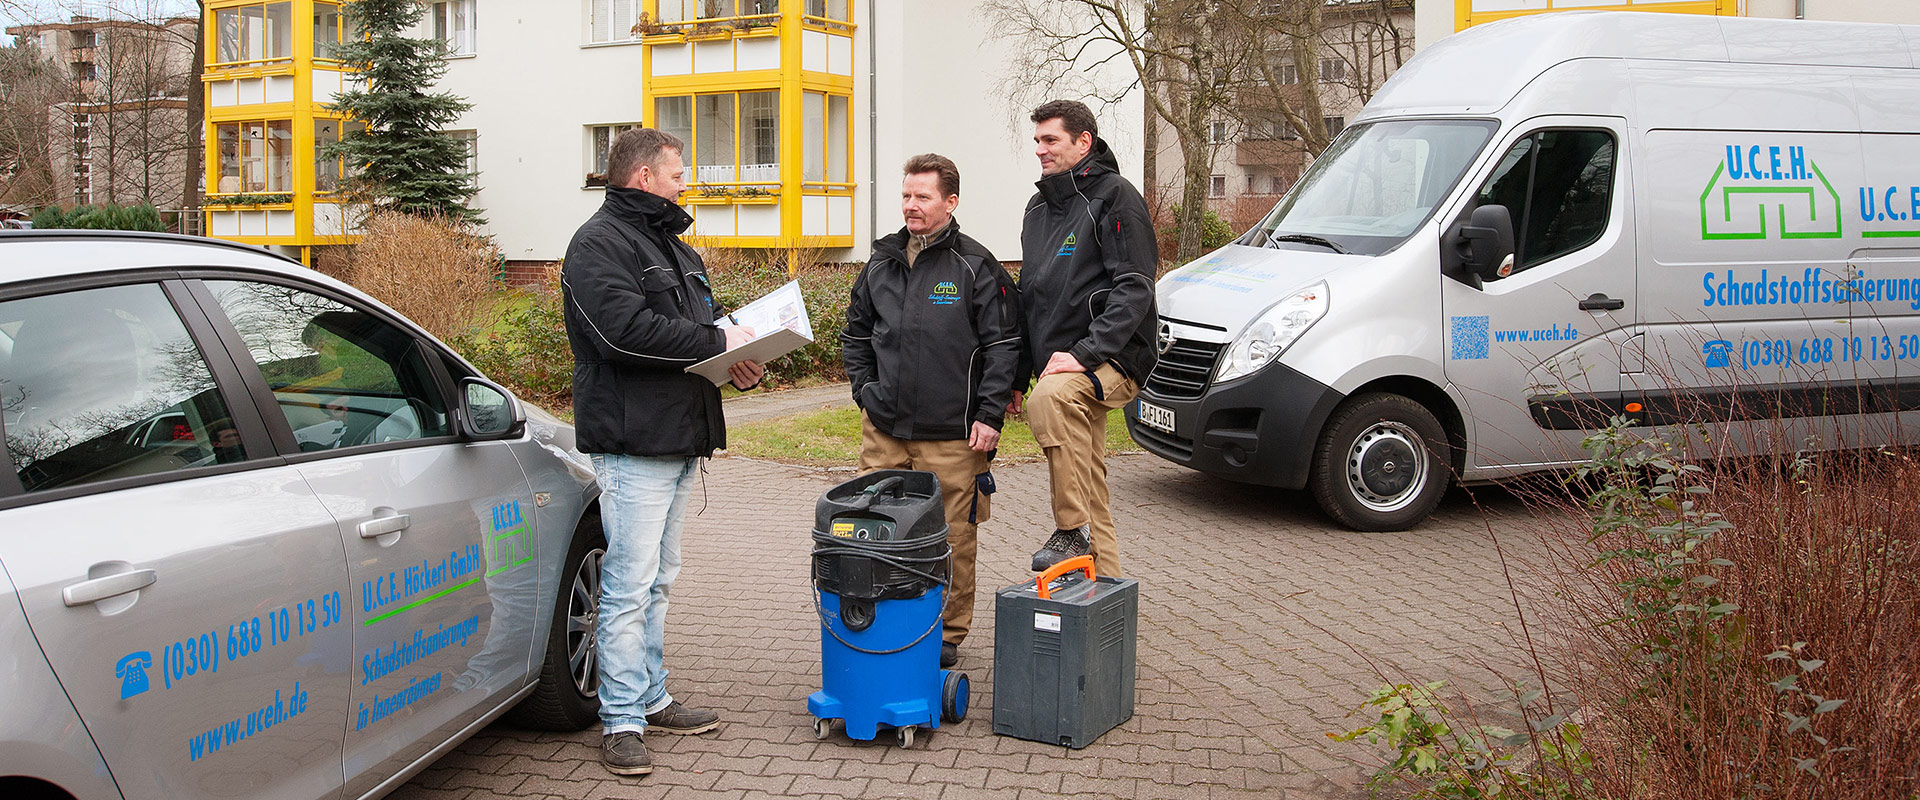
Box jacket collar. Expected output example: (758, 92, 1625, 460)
(873, 217, 964, 264)
(604, 186, 693, 236)
(1036, 136, 1121, 207)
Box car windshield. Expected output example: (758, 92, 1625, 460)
(1249, 119, 1498, 256)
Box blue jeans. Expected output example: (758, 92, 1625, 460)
(591, 453, 699, 734)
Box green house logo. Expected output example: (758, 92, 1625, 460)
(1699, 144, 1842, 240)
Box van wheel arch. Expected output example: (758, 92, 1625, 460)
(0, 777, 77, 800)
(1343, 377, 1466, 479)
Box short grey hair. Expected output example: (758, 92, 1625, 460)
(608, 128, 684, 188)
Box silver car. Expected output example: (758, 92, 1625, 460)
(0, 231, 606, 799)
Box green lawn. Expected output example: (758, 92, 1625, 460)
(725, 406, 1140, 466)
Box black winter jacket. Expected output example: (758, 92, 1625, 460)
(1017, 138, 1160, 387)
(561, 187, 729, 456)
(842, 219, 1022, 440)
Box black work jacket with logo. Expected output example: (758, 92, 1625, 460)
(842, 219, 1022, 440)
(561, 187, 729, 456)
(1016, 138, 1160, 388)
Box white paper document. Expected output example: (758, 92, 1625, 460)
(686, 280, 814, 385)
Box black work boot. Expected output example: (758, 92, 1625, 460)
(941, 641, 958, 668)
(1030, 525, 1091, 572)
(601, 731, 652, 775)
(645, 701, 720, 735)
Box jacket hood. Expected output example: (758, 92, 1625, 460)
(604, 186, 693, 236)
(1036, 137, 1121, 206)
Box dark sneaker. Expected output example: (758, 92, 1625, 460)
(645, 701, 720, 735)
(1031, 525, 1091, 572)
(601, 732, 652, 776)
(941, 641, 958, 668)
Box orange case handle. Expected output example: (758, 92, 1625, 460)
(1034, 555, 1097, 600)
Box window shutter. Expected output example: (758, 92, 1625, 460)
(591, 0, 610, 42)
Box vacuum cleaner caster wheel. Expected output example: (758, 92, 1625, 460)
(812, 718, 832, 740)
(895, 726, 916, 748)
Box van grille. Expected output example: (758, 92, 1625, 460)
(1144, 339, 1225, 400)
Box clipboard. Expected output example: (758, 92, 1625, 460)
(687, 280, 814, 385)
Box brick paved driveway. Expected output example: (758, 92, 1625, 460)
(392, 453, 1537, 800)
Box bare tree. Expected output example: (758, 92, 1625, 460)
(983, 0, 1267, 264)
(0, 37, 63, 208)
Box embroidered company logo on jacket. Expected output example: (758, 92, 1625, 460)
(1056, 233, 1077, 257)
(929, 281, 960, 306)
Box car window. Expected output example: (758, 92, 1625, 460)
(204, 280, 450, 450)
(1474, 129, 1616, 277)
(1, 284, 248, 493)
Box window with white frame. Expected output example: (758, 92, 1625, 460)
(1208, 174, 1226, 198)
(588, 0, 640, 43)
(1273, 119, 1298, 140)
(449, 130, 478, 191)
(587, 123, 641, 186)
(1208, 121, 1230, 144)
(1323, 116, 1346, 141)
(431, 0, 475, 56)
(214, 2, 294, 64)
(1276, 62, 1298, 85)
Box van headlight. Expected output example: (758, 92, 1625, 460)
(1214, 282, 1328, 384)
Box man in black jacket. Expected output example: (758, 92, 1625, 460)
(561, 128, 764, 778)
(1016, 100, 1160, 578)
(843, 153, 1021, 668)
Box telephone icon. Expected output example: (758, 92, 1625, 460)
(116, 651, 152, 699)
(1703, 339, 1734, 368)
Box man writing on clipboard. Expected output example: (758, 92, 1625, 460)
(561, 127, 764, 779)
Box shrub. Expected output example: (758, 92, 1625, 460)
(452, 268, 572, 411)
(1507, 418, 1920, 799)
(31, 202, 166, 232)
(703, 247, 860, 388)
(342, 211, 497, 343)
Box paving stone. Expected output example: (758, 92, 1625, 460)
(387, 453, 1540, 800)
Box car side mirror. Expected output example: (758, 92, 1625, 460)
(1443, 204, 1516, 285)
(457, 377, 525, 440)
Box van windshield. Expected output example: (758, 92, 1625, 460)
(1249, 119, 1497, 256)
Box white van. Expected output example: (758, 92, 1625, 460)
(1128, 11, 1920, 530)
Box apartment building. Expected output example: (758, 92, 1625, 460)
(429, 0, 1142, 267)
(198, 0, 359, 263)
(4, 14, 197, 210)
(1152, 1, 1417, 234)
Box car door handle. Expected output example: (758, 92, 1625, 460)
(1578, 293, 1626, 311)
(62, 569, 157, 607)
(358, 514, 412, 539)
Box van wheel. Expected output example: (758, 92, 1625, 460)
(504, 515, 604, 731)
(1309, 394, 1450, 532)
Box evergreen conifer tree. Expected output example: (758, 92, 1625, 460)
(324, 0, 479, 223)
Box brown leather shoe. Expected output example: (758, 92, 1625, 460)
(645, 701, 720, 735)
(601, 732, 652, 775)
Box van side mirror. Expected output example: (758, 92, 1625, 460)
(1443, 204, 1516, 285)
(457, 377, 525, 440)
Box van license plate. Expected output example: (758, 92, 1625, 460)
(1137, 400, 1176, 434)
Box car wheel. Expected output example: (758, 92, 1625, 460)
(1308, 393, 1450, 532)
(503, 514, 604, 730)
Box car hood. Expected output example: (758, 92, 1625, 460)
(1157, 244, 1358, 338)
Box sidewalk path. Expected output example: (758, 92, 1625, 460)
(391, 450, 1537, 800)
(724, 383, 854, 427)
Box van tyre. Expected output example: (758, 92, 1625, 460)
(504, 515, 605, 731)
(1309, 394, 1450, 532)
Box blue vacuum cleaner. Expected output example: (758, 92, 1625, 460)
(807, 470, 969, 747)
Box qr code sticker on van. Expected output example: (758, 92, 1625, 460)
(1450, 315, 1489, 360)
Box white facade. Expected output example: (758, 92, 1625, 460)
(429, 1, 1143, 263)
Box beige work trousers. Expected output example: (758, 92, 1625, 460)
(1026, 361, 1139, 578)
(857, 414, 991, 646)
